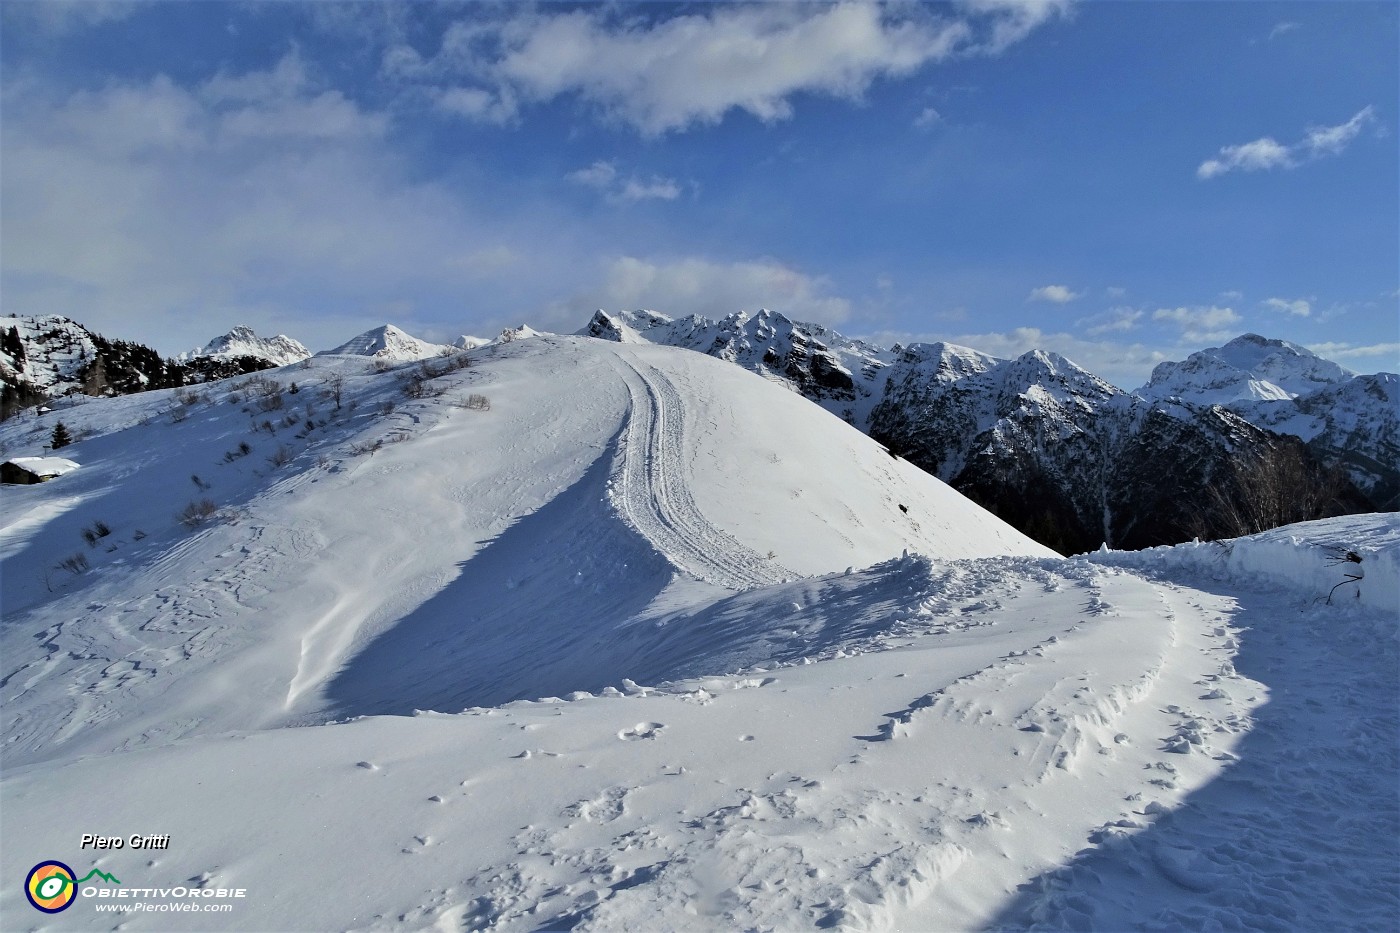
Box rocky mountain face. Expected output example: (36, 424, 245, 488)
(1, 315, 186, 419)
(1, 318, 314, 419)
(1138, 334, 1398, 509)
(584, 310, 1376, 553)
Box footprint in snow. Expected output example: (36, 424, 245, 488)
(618, 722, 664, 740)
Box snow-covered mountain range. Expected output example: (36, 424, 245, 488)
(5, 311, 1393, 552)
(2, 331, 1394, 931)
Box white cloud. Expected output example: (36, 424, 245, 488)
(2, 0, 135, 35)
(1267, 21, 1300, 41)
(1198, 107, 1377, 179)
(1218, 289, 1245, 302)
(1105, 286, 1127, 299)
(566, 161, 683, 203)
(1197, 137, 1291, 179)
(573, 256, 853, 326)
(1303, 106, 1376, 156)
(566, 160, 619, 189)
(0, 56, 551, 353)
(434, 86, 516, 124)
(913, 106, 942, 129)
(1306, 341, 1400, 367)
(386, 2, 1067, 135)
(1151, 305, 1241, 343)
(617, 177, 682, 202)
(1078, 307, 1143, 337)
(1261, 297, 1312, 317)
(1027, 284, 1082, 304)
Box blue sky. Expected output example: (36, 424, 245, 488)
(2, 1, 1395, 387)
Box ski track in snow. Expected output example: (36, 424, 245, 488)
(610, 354, 793, 590)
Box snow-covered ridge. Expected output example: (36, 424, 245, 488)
(179, 325, 310, 367)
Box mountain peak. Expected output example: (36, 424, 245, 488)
(317, 324, 453, 362)
(1138, 332, 1353, 404)
(182, 326, 311, 367)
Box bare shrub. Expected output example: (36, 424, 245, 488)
(81, 521, 112, 547)
(223, 441, 253, 463)
(454, 393, 491, 411)
(323, 372, 345, 410)
(169, 406, 188, 423)
(179, 498, 220, 528)
(249, 377, 284, 411)
(191, 474, 211, 491)
(267, 445, 294, 468)
(348, 438, 383, 456)
(57, 553, 90, 575)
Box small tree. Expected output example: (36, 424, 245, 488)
(50, 421, 72, 450)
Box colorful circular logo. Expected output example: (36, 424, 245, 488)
(25, 860, 77, 913)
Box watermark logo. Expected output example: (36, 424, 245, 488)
(24, 861, 120, 913)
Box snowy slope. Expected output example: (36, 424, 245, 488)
(3, 511, 1394, 931)
(179, 325, 311, 367)
(0, 335, 1051, 766)
(317, 324, 454, 361)
(2, 330, 1395, 932)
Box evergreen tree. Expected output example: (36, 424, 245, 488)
(1, 326, 24, 364)
(51, 421, 72, 450)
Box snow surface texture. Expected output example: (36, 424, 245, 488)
(1, 333, 1395, 931)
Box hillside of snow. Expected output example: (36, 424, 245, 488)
(1, 332, 1395, 931)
